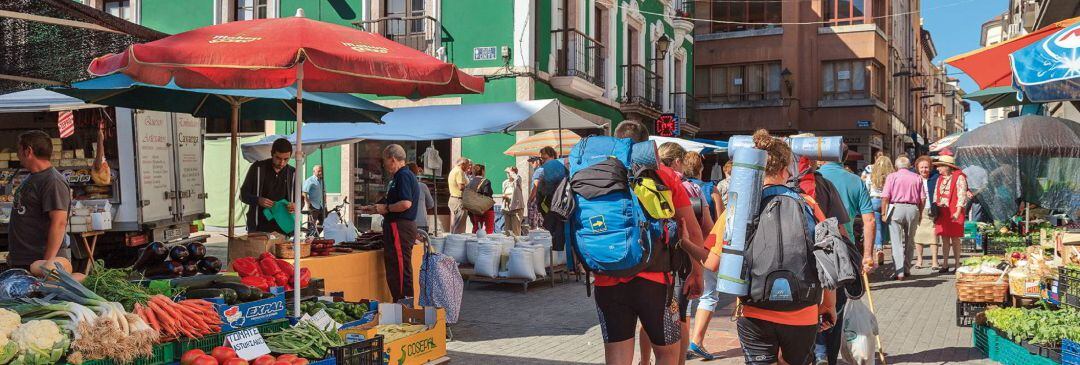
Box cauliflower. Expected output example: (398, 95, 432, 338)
(10, 320, 67, 365)
(0, 309, 19, 339)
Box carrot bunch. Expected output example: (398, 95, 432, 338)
(133, 295, 222, 341)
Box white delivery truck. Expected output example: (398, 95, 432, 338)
(0, 89, 208, 267)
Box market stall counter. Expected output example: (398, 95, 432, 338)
(299, 244, 423, 304)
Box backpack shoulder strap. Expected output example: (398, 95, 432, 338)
(800, 194, 828, 222)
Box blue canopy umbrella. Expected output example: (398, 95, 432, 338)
(1011, 19, 1080, 102)
(51, 73, 391, 238)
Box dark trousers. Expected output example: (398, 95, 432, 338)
(382, 219, 416, 302)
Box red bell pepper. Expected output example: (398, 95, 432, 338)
(299, 268, 311, 288)
(273, 272, 290, 286)
(258, 257, 281, 276)
(240, 276, 270, 292)
(274, 259, 294, 275)
(231, 257, 259, 277)
(259, 252, 276, 261)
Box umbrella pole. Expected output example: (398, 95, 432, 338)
(228, 101, 240, 240)
(431, 140, 439, 236)
(293, 62, 306, 316)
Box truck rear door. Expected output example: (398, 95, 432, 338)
(173, 114, 206, 220)
(133, 110, 177, 224)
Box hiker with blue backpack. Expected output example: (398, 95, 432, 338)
(700, 130, 839, 365)
(557, 120, 711, 365)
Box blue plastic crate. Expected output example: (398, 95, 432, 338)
(1063, 338, 1080, 365)
(310, 357, 336, 365)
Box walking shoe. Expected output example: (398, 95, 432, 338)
(688, 342, 717, 360)
(875, 250, 885, 265)
(815, 358, 829, 365)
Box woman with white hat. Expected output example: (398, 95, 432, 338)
(933, 155, 969, 273)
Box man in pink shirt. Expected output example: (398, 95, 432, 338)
(880, 156, 925, 280)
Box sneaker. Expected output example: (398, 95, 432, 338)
(688, 343, 717, 361)
(875, 250, 885, 265)
(815, 358, 829, 365)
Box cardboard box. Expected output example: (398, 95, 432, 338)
(228, 232, 287, 265)
(206, 286, 287, 332)
(62, 151, 74, 159)
(51, 138, 61, 145)
(74, 150, 85, 159)
(341, 304, 446, 365)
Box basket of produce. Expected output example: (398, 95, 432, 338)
(264, 321, 383, 365)
(957, 256, 1008, 282)
(296, 300, 377, 330)
(273, 241, 311, 259)
(131, 241, 223, 279)
(956, 256, 1010, 302)
(957, 280, 1009, 303)
(984, 306, 1077, 365)
(1007, 246, 1060, 299)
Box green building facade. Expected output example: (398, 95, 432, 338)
(90, 0, 693, 206)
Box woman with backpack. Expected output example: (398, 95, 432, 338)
(465, 164, 495, 234)
(702, 129, 837, 365)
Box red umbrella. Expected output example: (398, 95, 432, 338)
(87, 10, 484, 312)
(945, 17, 1080, 90)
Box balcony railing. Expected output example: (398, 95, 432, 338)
(621, 64, 662, 111)
(355, 16, 446, 58)
(552, 29, 606, 89)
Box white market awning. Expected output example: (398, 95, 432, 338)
(0, 88, 102, 113)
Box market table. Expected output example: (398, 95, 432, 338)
(298, 245, 423, 304)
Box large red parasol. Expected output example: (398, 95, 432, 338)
(88, 10, 483, 312)
(87, 12, 483, 96)
(945, 17, 1079, 90)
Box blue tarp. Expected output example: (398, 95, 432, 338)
(1011, 21, 1080, 103)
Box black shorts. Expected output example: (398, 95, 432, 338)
(674, 277, 690, 323)
(594, 277, 680, 346)
(737, 317, 818, 365)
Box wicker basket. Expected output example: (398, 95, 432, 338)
(957, 280, 1010, 302)
(272, 241, 311, 259)
(958, 272, 1007, 283)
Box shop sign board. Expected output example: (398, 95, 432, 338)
(856, 120, 871, 128)
(134, 110, 176, 223)
(209, 286, 287, 332)
(869, 135, 884, 149)
(473, 47, 497, 61)
(655, 114, 679, 137)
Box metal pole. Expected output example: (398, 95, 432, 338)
(430, 140, 439, 236)
(228, 101, 240, 240)
(292, 61, 305, 316)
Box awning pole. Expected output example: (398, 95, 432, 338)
(293, 61, 306, 317)
(228, 99, 240, 240)
(431, 140, 439, 236)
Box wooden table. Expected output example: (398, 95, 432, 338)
(299, 246, 422, 304)
(74, 230, 104, 274)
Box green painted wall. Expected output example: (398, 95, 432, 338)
(140, 0, 214, 34)
(458, 78, 518, 194)
(441, 0, 515, 68)
(274, 121, 342, 194)
(280, 0, 362, 27)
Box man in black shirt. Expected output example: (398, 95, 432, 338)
(9, 130, 71, 270)
(239, 138, 296, 234)
(364, 144, 419, 302)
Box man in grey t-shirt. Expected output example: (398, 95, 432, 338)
(9, 130, 71, 269)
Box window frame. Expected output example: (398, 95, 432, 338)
(821, 59, 885, 102)
(709, 0, 782, 33)
(823, 0, 868, 26)
(102, 0, 132, 21)
(695, 62, 782, 103)
(234, 0, 269, 21)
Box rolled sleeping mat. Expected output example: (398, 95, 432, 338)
(787, 136, 845, 162)
(716, 147, 768, 296)
(726, 135, 756, 158)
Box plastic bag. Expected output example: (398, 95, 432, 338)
(474, 243, 501, 278)
(841, 298, 879, 365)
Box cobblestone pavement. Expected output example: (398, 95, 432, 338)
(447, 261, 995, 365)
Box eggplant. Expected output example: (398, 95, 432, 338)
(142, 261, 184, 278)
(196, 257, 222, 275)
(132, 242, 168, 270)
(185, 242, 207, 261)
(168, 245, 190, 262)
(182, 262, 199, 277)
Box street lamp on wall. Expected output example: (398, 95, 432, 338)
(652, 35, 671, 61)
(781, 67, 793, 96)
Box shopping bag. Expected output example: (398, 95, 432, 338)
(841, 297, 879, 365)
(463, 179, 495, 214)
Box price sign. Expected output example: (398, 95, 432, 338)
(225, 327, 271, 360)
(310, 309, 340, 330)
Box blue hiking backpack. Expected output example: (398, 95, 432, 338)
(562, 136, 680, 287)
(688, 178, 717, 216)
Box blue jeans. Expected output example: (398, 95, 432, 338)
(871, 197, 885, 251)
(689, 268, 720, 314)
(815, 290, 848, 364)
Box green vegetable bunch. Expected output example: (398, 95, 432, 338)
(83, 261, 179, 311)
(263, 321, 344, 359)
(298, 301, 370, 324)
(961, 256, 1002, 268)
(985, 306, 1080, 347)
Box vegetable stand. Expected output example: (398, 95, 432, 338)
(298, 246, 423, 304)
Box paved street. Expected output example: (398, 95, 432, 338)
(447, 262, 994, 365)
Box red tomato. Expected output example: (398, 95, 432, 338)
(275, 355, 298, 363)
(273, 361, 292, 365)
(193, 355, 219, 365)
(210, 347, 237, 364)
(290, 358, 308, 365)
(252, 355, 276, 365)
(224, 359, 249, 365)
(181, 350, 207, 365)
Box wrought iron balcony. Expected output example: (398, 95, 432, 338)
(550, 29, 606, 99)
(355, 16, 446, 58)
(620, 64, 663, 112)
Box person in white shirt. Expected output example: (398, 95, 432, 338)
(501, 167, 525, 235)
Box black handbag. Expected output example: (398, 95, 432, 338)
(928, 204, 940, 218)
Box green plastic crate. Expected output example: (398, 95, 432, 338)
(76, 341, 177, 365)
(972, 324, 992, 356)
(989, 328, 1059, 365)
(176, 319, 291, 354)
